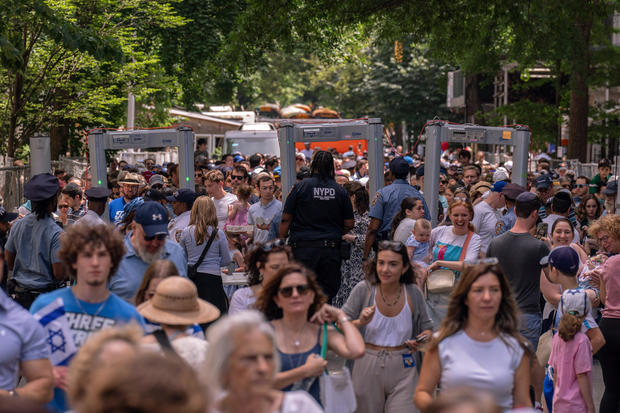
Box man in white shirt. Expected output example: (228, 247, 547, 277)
(204, 170, 237, 230)
(166, 188, 197, 243)
(248, 175, 282, 244)
(472, 181, 506, 255)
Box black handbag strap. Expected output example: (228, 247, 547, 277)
(194, 227, 219, 269)
(153, 329, 176, 354)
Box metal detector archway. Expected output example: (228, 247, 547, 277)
(278, 119, 384, 200)
(88, 126, 195, 189)
(423, 121, 531, 226)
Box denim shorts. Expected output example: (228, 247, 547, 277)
(519, 312, 542, 352)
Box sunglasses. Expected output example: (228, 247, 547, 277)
(231, 175, 245, 181)
(574, 184, 587, 188)
(378, 240, 405, 252)
(263, 239, 286, 251)
(278, 284, 310, 298)
(440, 180, 448, 184)
(144, 234, 167, 241)
(58, 205, 70, 209)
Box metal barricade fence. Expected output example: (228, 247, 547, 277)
(0, 157, 87, 213)
(0, 166, 30, 212)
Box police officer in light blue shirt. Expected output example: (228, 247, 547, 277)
(363, 157, 430, 261)
(0, 288, 52, 401)
(5, 173, 66, 309)
(110, 201, 187, 302)
(495, 183, 526, 236)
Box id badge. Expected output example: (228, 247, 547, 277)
(402, 353, 415, 368)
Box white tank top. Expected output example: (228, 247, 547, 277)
(364, 286, 413, 346)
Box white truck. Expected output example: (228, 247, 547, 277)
(223, 122, 280, 156)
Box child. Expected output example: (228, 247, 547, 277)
(549, 288, 595, 413)
(541, 246, 605, 412)
(226, 184, 251, 229)
(405, 218, 431, 268)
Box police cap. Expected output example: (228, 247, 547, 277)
(24, 173, 59, 201)
(85, 187, 112, 201)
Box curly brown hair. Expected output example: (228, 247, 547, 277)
(588, 214, 620, 241)
(58, 224, 126, 280)
(246, 241, 293, 286)
(255, 263, 327, 321)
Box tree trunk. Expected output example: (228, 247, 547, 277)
(50, 121, 70, 160)
(567, 7, 592, 162)
(568, 73, 589, 162)
(7, 70, 25, 159)
(465, 74, 482, 124)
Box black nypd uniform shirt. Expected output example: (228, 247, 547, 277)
(283, 176, 354, 242)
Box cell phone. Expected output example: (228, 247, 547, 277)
(415, 334, 428, 343)
(536, 222, 548, 239)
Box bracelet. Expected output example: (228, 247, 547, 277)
(8, 389, 18, 397)
(339, 315, 350, 324)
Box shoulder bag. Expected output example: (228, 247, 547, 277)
(426, 231, 474, 295)
(319, 323, 356, 413)
(187, 229, 218, 280)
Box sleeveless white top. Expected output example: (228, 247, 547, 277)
(364, 286, 412, 346)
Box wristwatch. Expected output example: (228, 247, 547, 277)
(339, 315, 350, 324)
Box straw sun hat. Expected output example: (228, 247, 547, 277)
(137, 277, 220, 325)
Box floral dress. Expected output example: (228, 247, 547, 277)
(333, 211, 370, 308)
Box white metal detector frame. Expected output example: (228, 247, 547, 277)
(423, 121, 531, 226)
(88, 126, 195, 189)
(278, 119, 384, 200)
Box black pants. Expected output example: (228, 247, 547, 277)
(599, 317, 620, 413)
(292, 246, 341, 302)
(189, 272, 228, 328)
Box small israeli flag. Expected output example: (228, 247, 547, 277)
(32, 298, 77, 366)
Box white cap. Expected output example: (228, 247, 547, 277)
(560, 288, 591, 317)
(504, 160, 513, 171)
(493, 167, 509, 182)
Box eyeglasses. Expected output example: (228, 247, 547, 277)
(58, 205, 70, 209)
(574, 184, 587, 188)
(278, 284, 310, 298)
(144, 234, 167, 241)
(263, 239, 286, 251)
(440, 180, 448, 184)
(378, 240, 405, 252)
(231, 175, 245, 181)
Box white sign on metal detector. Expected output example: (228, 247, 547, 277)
(423, 121, 531, 226)
(278, 119, 384, 200)
(88, 127, 195, 189)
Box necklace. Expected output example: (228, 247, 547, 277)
(279, 320, 307, 348)
(379, 284, 401, 307)
(72, 289, 108, 319)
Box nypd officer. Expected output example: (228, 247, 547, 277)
(495, 183, 526, 236)
(279, 150, 354, 301)
(5, 173, 67, 309)
(76, 187, 112, 226)
(363, 157, 430, 262)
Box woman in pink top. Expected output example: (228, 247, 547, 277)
(588, 215, 620, 413)
(549, 289, 594, 413)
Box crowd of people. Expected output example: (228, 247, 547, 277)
(0, 141, 619, 413)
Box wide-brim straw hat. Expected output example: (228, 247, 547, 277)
(118, 172, 141, 185)
(138, 276, 220, 325)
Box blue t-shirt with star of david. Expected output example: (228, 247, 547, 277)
(30, 287, 145, 412)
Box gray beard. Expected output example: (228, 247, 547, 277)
(135, 244, 165, 264)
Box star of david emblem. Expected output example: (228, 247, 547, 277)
(47, 328, 66, 353)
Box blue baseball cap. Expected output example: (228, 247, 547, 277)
(535, 174, 553, 190)
(403, 156, 414, 166)
(24, 173, 59, 201)
(540, 246, 580, 276)
(491, 180, 507, 192)
(134, 201, 169, 237)
(0, 206, 18, 223)
(389, 157, 410, 176)
(234, 155, 245, 163)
